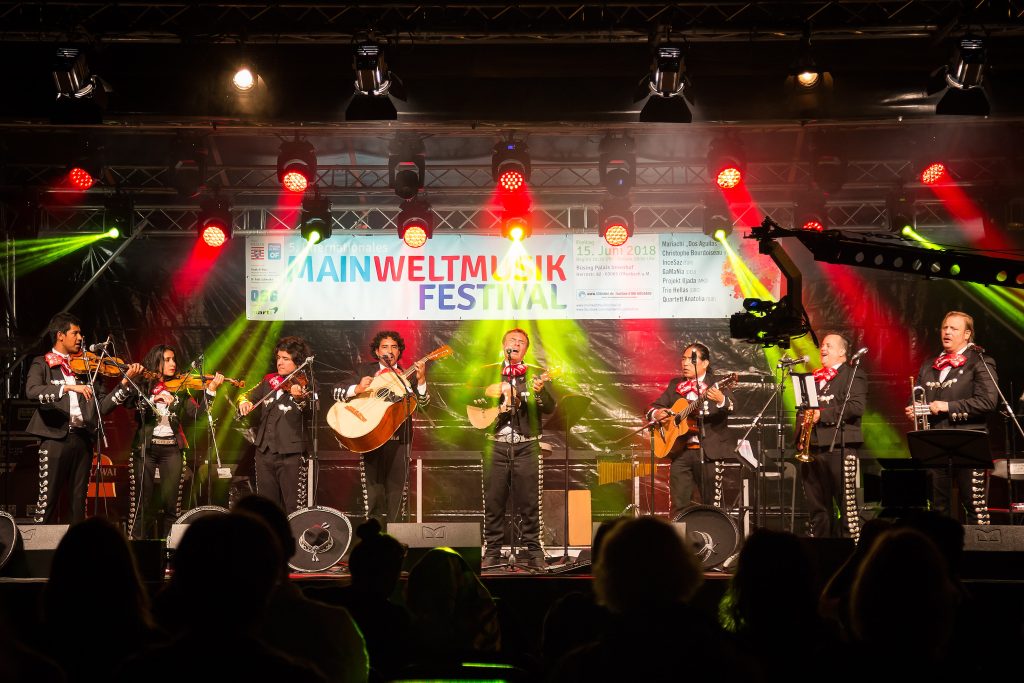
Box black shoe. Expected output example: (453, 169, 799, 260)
(481, 554, 504, 569)
(526, 555, 547, 570)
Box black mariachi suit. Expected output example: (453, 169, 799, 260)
(914, 348, 997, 523)
(333, 361, 429, 525)
(483, 367, 556, 559)
(112, 381, 210, 538)
(247, 373, 316, 514)
(801, 363, 867, 538)
(24, 353, 121, 523)
(648, 374, 734, 519)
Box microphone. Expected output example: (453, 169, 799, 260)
(505, 348, 514, 357)
(690, 351, 698, 366)
(850, 347, 869, 362)
(190, 352, 205, 370)
(777, 355, 809, 367)
(88, 336, 112, 353)
(969, 342, 986, 353)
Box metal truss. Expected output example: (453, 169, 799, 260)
(1, 2, 1022, 44)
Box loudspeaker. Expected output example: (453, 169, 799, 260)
(542, 490, 592, 546)
(17, 524, 69, 577)
(387, 522, 482, 572)
(963, 525, 1024, 552)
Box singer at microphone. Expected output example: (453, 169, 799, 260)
(799, 332, 867, 539)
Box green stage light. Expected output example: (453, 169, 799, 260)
(105, 227, 120, 238)
(713, 228, 728, 242)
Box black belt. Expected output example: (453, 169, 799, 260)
(150, 437, 177, 446)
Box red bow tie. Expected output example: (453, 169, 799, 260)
(45, 352, 73, 377)
(375, 367, 394, 377)
(676, 379, 706, 397)
(503, 363, 527, 378)
(933, 353, 967, 370)
(813, 367, 838, 383)
(151, 382, 168, 396)
(266, 373, 285, 391)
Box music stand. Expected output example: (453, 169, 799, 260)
(908, 429, 993, 518)
(543, 394, 591, 567)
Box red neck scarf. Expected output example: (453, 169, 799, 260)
(813, 367, 838, 383)
(676, 379, 706, 397)
(503, 363, 527, 378)
(933, 353, 967, 371)
(45, 352, 73, 377)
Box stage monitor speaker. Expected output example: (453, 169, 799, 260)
(542, 490, 592, 547)
(17, 524, 69, 578)
(963, 525, 1024, 552)
(387, 522, 482, 573)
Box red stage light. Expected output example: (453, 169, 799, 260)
(802, 219, 825, 232)
(402, 222, 428, 248)
(68, 167, 94, 190)
(282, 169, 309, 193)
(201, 223, 228, 247)
(603, 223, 630, 247)
(716, 166, 742, 190)
(498, 168, 525, 192)
(921, 162, 947, 185)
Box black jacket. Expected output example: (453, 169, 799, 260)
(810, 363, 867, 448)
(113, 381, 209, 451)
(648, 374, 734, 461)
(492, 370, 556, 439)
(247, 373, 316, 455)
(332, 361, 430, 446)
(24, 354, 120, 440)
(914, 348, 998, 431)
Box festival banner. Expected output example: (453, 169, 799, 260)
(245, 232, 750, 321)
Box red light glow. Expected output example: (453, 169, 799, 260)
(282, 170, 309, 193)
(499, 169, 525, 192)
(716, 166, 743, 190)
(920, 163, 947, 186)
(68, 167, 94, 191)
(603, 224, 630, 247)
(201, 224, 227, 247)
(403, 224, 428, 248)
(802, 220, 825, 232)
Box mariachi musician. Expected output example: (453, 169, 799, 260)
(24, 311, 143, 524)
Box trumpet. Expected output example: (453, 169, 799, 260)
(910, 376, 931, 431)
(794, 408, 816, 463)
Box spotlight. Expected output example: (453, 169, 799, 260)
(637, 45, 693, 123)
(703, 209, 733, 240)
(52, 47, 107, 123)
(929, 35, 990, 116)
(707, 138, 746, 190)
(599, 137, 636, 197)
(196, 197, 232, 247)
(501, 212, 531, 242)
(886, 190, 915, 235)
(811, 149, 847, 194)
(346, 41, 405, 121)
(68, 166, 95, 191)
(278, 140, 317, 194)
(103, 194, 134, 238)
(784, 29, 833, 118)
(389, 137, 425, 200)
(169, 137, 207, 199)
(492, 140, 531, 193)
(796, 193, 827, 231)
(300, 195, 332, 244)
(232, 64, 257, 92)
(598, 198, 634, 247)
(396, 198, 435, 248)
(920, 162, 948, 186)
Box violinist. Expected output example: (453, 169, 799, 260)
(237, 336, 315, 514)
(109, 343, 225, 538)
(24, 311, 144, 524)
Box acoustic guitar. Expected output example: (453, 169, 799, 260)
(651, 373, 738, 458)
(327, 345, 453, 453)
(466, 367, 563, 430)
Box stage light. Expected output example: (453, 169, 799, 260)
(52, 47, 107, 123)
(703, 209, 733, 240)
(346, 40, 405, 121)
(920, 162, 947, 186)
(492, 140, 531, 192)
(887, 189, 915, 235)
(599, 137, 636, 197)
(68, 167, 94, 191)
(169, 137, 207, 199)
(811, 147, 847, 194)
(196, 197, 232, 247)
(929, 35, 990, 116)
(796, 192, 828, 232)
(105, 227, 120, 239)
(278, 140, 317, 194)
(232, 66, 256, 92)
(796, 71, 820, 88)
(300, 195, 332, 244)
(103, 194, 134, 238)
(707, 138, 746, 190)
(785, 29, 833, 118)
(637, 45, 693, 123)
(389, 137, 425, 200)
(396, 198, 434, 248)
(501, 213, 531, 242)
(598, 198, 634, 247)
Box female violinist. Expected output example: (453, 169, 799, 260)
(237, 336, 314, 514)
(110, 343, 224, 538)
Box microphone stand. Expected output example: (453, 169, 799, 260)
(692, 353, 709, 508)
(303, 355, 320, 511)
(192, 354, 224, 509)
(85, 342, 113, 519)
(735, 387, 780, 531)
(504, 349, 525, 570)
(973, 344, 1019, 524)
(380, 353, 410, 521)
(828, 355, 864, 539)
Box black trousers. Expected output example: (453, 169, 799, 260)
(255, 449, 305, 514)
(362, 438, 407, 525)
(669, 448, 704, 519)
(483, 439, 542, 557)
(801, 448, 857, 538)
(35, 430, 92, 524)
(128, 443, 185, 539)
(931, 467, 983, 524)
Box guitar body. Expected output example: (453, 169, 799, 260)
(327, 372, 419, 453)
(652, 397, 697, 458)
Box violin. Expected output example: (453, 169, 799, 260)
(69, 352, 159, 381)
(276, 373, 309, 394)
(162, 372, 245, 392)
